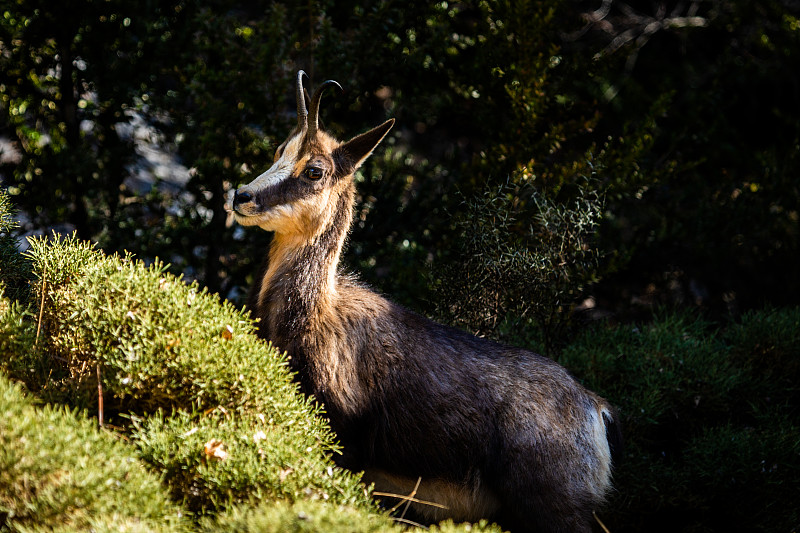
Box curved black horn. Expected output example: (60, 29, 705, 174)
(296, 70, 309, 129)
(308, 79, 343, 136)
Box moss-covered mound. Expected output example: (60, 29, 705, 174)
(2, 230, 369, 514)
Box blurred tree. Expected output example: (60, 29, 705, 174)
(0, 0, 184, 236)
(568, 0, 800, 316)
(120, 1, 299, 295)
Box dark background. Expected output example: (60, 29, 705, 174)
(2, 0, 797, 321)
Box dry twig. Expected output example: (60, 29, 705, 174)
(371, 491, 448, 511)
(372, 476, 449, 528)
(97, 362, 104, 428)
(34, 265, 46, 346)
(594, 511, 612, 533)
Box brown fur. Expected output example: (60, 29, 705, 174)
(227, 73, 621, 533)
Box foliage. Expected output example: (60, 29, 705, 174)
(0, 191, 29, 300)
(0, 294, 36, 378)
(199, 500, 402, 533)
(14, 231, 371, 515)
(0, 0, 184, 238)
(3, 193, 800, 531)
(0, 373, 188, 533)
(431, 178, 604, 353)
(560, 312, 739, 441)
(723, 306, 800, 415)
(558, 309, 800, 533)
(580, 0, 800, 315)
(3, 0, 799, 318)
(131, 408, 366, 515)
(122, 0, 300, 295)
(202, 500, 503, 533)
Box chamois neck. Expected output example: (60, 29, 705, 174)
(257, 182, 354, 335)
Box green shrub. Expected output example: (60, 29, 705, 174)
(723, 306, 800, 411)
(560, 311, 741, 439)
(0, 192, 31, 301)
(0, 373, 187, 533)
(131, 408, 367, 515)
(24, 232, 299, 415)
(0, 190, 38, 382)
(0, 295, 37, 382)
(200, 500, 402, 533)
(560, 309, 800, 533)
(676, 411, 800, 532)
(15, 231, 372, 515)
(432, 179, 604, 354)
(202, 500, 504, 533)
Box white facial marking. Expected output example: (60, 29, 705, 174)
(232, 134, 304, 229)
(246, 135, 302, 190)
(250, 160, 289, 188)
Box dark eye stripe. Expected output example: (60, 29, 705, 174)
(255, 175, 316, 209)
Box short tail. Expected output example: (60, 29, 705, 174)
(602, 407, 624, 469)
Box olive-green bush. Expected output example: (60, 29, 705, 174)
(13, 230, 371, 516)
(431, 179, 604, 354)
(557, 311, 800, 533)
(0, 374, 187, 533)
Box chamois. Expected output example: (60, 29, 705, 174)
(227, 71, 622, 533)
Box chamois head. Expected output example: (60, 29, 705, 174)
(229, 71, 394, 238)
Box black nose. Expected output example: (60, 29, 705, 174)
(233, 189, 253, 208)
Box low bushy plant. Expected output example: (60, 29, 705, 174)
(131, 408, 367, 514)
(432, 179, 604, 354)
(23, 233, 299, 415)
(0, 192, 30, 301)
(201, 501, 504, 533)
(15, 231, 371, 515)
(200, 500, 403, 533)
(0, 373, 187, 533)
(723, 306, 800, 411)
(0, 194, 498, 531)
(559, 312, 742, 439)
(559, 309, 800, 533)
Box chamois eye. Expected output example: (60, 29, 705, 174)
(304, 167, 323, 180)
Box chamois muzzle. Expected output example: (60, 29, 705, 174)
(232, 189, 253, 210)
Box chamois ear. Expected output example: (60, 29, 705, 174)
(333, 119, 395, 175)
